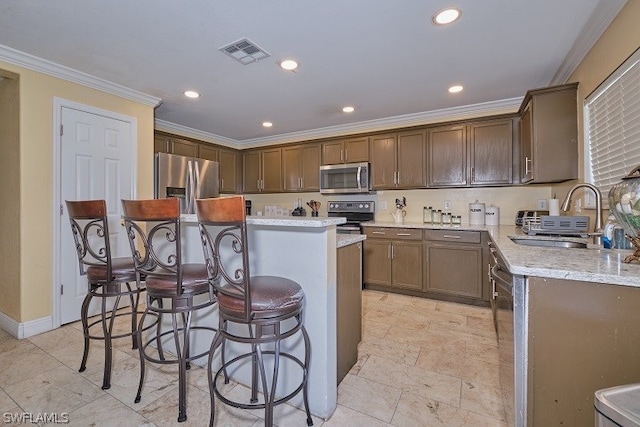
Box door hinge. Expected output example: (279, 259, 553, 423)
(60, 124, 63, 136)
(60, 284, 64, 295)
(60, 204, 64, 215)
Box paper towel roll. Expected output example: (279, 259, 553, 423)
(485, 205, 500, 226)
(548, 199, 560, 216)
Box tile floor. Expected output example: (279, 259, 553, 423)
(0, 290, 507, 426)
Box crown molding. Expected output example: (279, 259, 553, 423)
(0, 44, 161, 107)
(551, 0, 628, 85)
(156, 96, 523, 149)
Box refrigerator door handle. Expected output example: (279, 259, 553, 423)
(186, 160, 195, 214)
(194, 161, 201, 201)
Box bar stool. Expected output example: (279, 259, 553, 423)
(121, 198, 217, 423)
(196, 195, 313, 427)
(66, 199, 146, 390)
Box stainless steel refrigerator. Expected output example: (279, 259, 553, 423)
(154, 152, 219, 214)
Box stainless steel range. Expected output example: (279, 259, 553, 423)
(327, 201, 375, 234)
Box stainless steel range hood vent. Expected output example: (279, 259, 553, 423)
(219, 38, 270, 65)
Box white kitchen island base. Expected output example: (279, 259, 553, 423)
(161, 215, 345, 420)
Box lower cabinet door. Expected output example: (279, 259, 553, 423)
(391, 241, 423, 290)
(363, 240, 391, 286)
(424, 242, 483, 298)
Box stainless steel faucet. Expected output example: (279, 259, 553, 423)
(561, 183, 603, 246)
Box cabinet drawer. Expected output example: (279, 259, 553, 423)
(364, 227, 422, 240)
(424, 229, 481, 243)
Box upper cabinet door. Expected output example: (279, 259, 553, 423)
(219, 148, 240, 193)
(243, 150, 261, 193)
(322, 140, 345, 165)
(397, 130, 426, 188)
(344, 137, 369, 163)
(198, 144, 219, 161)
(171, 138, 199, 157)
(282, 146, 302, 191)
(300, 144, 321, 191)
(261, 148, 283, 193)
(370, 134, 397, 189)
(469, 119, 513, 186)
(428, 125, 467, 187)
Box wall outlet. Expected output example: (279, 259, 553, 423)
(444, 200, 452, 210)
(380, 201, 387, 210)
(537, 199, 548, 209)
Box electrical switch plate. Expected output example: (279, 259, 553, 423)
(537, 199, 548, 209)
(444, 200, 452, 210)
(380, 201, 387, 210)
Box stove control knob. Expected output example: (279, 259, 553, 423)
(359, 204, 363, 208)
(364, 204, 369, 209)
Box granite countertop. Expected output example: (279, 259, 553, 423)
(363, 221, 640, 287)
(181, 214, 346, 228)
(336, 234, 366, 248)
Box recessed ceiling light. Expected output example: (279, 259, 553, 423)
(432, 8, 462, 25)
(448, 85, 464, 93)
(342, 106, 355, 113)
(280, 60, 298, 71)
(262, 122, 273, 128)
(184, 90, 200, 98)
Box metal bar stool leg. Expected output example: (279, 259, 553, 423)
(79, 292, 92, 373)
(134, 309, 149, 404)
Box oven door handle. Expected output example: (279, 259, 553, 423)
(338, 226, 361, 232)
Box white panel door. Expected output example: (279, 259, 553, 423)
(60, 106, 133, 325)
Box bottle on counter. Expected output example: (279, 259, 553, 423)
(442, 211, 452, 225)
(452, 215, 462, 226)
(432, 209, 442, 224)
(423, 206, 433, 223)
(603, 214, 616, 249)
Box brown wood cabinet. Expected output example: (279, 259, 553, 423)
(423, 230, 484, 300)
(198, 144, 218, 161)
(243, 148, 282, 193)
(363, 227, 422, 291)
(282, 144, 320, 192)
(469, 119, 513, 186)
(336, 241, 362, 384)
(428, 124, 467, 187)
(428, 118, 513, 187)
(154, 133, 199, 157)
(370, 130, 426, 189)
(219, 148, 241, 193)
(519, 83, 578, 183)
(321, 136, 369, 165)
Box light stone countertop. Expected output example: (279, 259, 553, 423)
(181, 214, 346, 228)
(363, 221, 640, 287)
(336, 234, 366, 248)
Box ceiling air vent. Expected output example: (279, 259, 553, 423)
(219, 38, 270, 65)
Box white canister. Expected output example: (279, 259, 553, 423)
(469, 200, 486, 225)
(485, 204, 500, 226)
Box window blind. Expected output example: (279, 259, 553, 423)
(586, 48, 640, 202)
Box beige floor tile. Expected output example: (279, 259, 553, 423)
(384, 324, 466, 355)
(392, 391, 507, 427)
(337, 373, 402, 423)
(403, 295, 440, 311)
(0, 340, 63, 387)
(357, 355, 462, 407)
(357, 336, 421, 366)
(28, 323, 84, 353)
(4, 364, 104, 414)
(323, 404, 393, 426)
(465, 341, 499, 366)
(347, 352, 370, 377)
(0, 388, 18, 412)
(362, 318, 392, 339)
(461, 380, 506, 421)
(66, 393, 151, 427)
(416, 348, 501, 389)
(467, 315, 497, 332)
(436, 301, 494, 319)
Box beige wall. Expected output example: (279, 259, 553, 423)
(0, 71, 21, 320)
(553, 0, 640, 205)
(0, 60, 155, 324)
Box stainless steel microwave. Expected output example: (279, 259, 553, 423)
(319, 162, 371, 194)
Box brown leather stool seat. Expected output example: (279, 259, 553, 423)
(196, 195, 313, 427)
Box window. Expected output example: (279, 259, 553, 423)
(586, 47, 640, 204)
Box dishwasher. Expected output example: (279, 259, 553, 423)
(490, 244, 516, 427)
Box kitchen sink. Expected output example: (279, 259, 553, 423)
(509, 236, 588, 249)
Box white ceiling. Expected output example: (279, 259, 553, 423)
(0, 0, 627, 148)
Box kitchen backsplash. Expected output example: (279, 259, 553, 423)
(243, 186, 553, 225)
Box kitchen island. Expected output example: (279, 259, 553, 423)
(176, 214, 347, 419)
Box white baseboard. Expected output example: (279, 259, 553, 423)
(0, 310, 54, 339)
